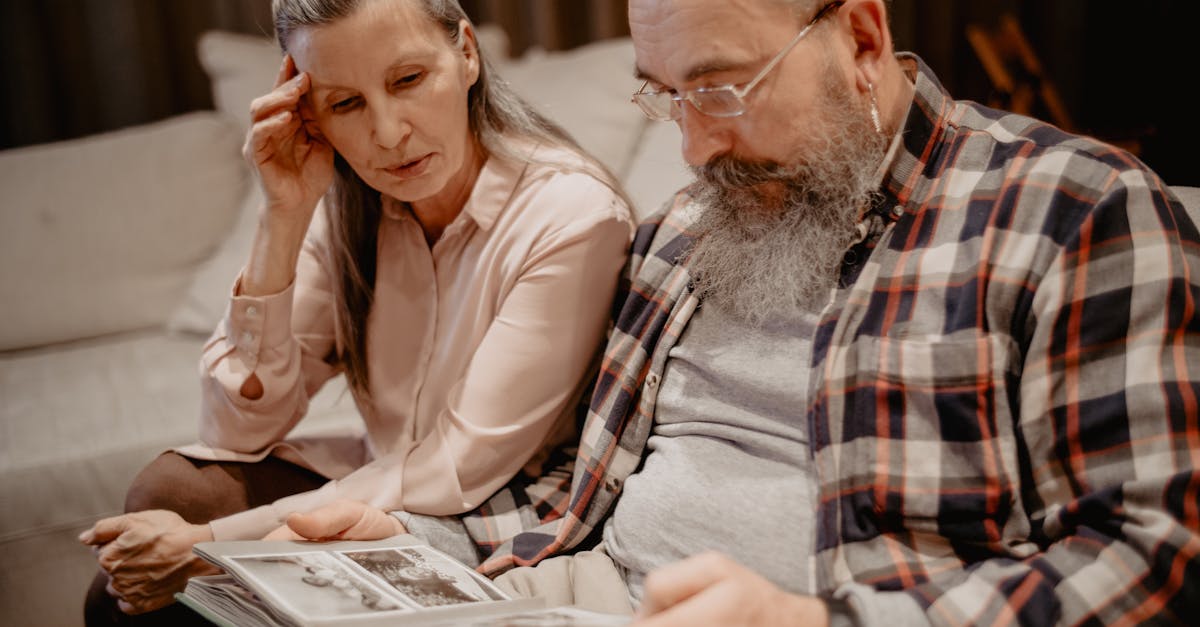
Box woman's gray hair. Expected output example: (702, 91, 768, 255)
(270, 0, 617, 400)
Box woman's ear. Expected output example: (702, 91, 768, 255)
(458, 19, 481, 87)
(841, 0, 891, 91)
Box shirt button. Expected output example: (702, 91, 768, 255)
(245, 305, 258, 318)
(891, 205, 905, 218)
(604, 477, 622, 493)
(645, 373, 660, 389)
(241, 331, 254, 344)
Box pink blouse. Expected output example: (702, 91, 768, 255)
(186, 144, 633, 540)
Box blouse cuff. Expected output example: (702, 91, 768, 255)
(226, 276, 296, 370)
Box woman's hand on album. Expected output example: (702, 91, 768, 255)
(263, 499, 408, 542)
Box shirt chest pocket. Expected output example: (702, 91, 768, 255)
(841, 332, 1023, 545)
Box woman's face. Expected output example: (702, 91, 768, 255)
(288, 0, 482, 214)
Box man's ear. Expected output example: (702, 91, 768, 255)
(840, 0, 891, 90)
(458, 19, 481, 86)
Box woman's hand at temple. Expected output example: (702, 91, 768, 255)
(240, 54, 335, 297)
(245, 53, 334, 223)
(263, 499, 408, 541)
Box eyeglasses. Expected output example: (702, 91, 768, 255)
(631, 0, 844, 122)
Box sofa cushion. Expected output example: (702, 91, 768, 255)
(0, 112, 248, 350)
(196, 30, 285, 134)
(622, 120, 692, 219)
(0, 330, 362, 626)
(0, 331, 362, 540)
(168, 185, 264, 334)
(496, 38, 648, 180)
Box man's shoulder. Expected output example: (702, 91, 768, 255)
(929, 99, 1172, 239)
(946, 99, 1155, 189)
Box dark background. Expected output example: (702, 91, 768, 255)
(1, 0, 1195, 185)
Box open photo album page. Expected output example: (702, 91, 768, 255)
(225, 544, 509, 621)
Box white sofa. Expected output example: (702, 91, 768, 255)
(0, 28, 689, 627)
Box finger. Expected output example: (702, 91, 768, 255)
(353, 507, 407, 538)
(263, 524, 304, 542)
(274, 53, 297, 89)
(251, 109, 300, 147)
(81, 515, 132, 545)
(96, 542, 129, 573)
(636, 578, 744, 627)
(248, 75, 308, 124)
(105, 579, 124, 602)
(286, 500, 368, 540)
(117, 596, 172, 616)
(638, 552, 735, 618)
(296, 97, 327, 143)
(246, 110, 303, 163)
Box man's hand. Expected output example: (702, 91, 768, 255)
(634, 552, 829, 627)
(262, 499, 407, 541)
(79, 510, 219, 614)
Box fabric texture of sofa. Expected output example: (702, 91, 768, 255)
(0, 27, 688, 627)
(2, 27, 1196, 627)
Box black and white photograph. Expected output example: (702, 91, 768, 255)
(230, 552, 406, 619)
(341, 547, 506, 608)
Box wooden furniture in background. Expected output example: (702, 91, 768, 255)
(966, 13, 1146, 155)
(966, 14, 1076, 131)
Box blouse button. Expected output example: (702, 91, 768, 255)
(245, 305, 258, 318)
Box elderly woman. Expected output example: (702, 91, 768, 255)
(81, 0, 632, 622)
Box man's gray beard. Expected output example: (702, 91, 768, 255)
(685, 73, 889, 325)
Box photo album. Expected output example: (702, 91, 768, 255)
(177, 536, 630, 626)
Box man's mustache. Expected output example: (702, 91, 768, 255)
(693, 154, 795, 190)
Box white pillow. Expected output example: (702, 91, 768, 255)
(0, 112, 247, 350)
(622, 119, 692, 220)
(197, 30, 284, 134)
(167, 185, 263, 334)
(497, 38, 648, 179)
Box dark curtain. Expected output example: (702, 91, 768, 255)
(0, 0, 273, 150)
(1, 0, 1194, 185)
(890, 0, 1198, 186)
(461, 0, 628, 56)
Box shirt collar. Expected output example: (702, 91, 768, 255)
(458, 143, 531, 232)
(875, 52, 955, 217)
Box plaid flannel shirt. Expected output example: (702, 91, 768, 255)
(450, 54, 1200, 625)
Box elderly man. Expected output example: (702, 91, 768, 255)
(251, 0, 1200, 624)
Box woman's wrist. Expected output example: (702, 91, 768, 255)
(241, 208, 313, 296)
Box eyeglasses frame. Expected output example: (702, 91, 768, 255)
(631, 0, 846, 121)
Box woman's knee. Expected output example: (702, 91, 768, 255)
(123, 452, 248, 522)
